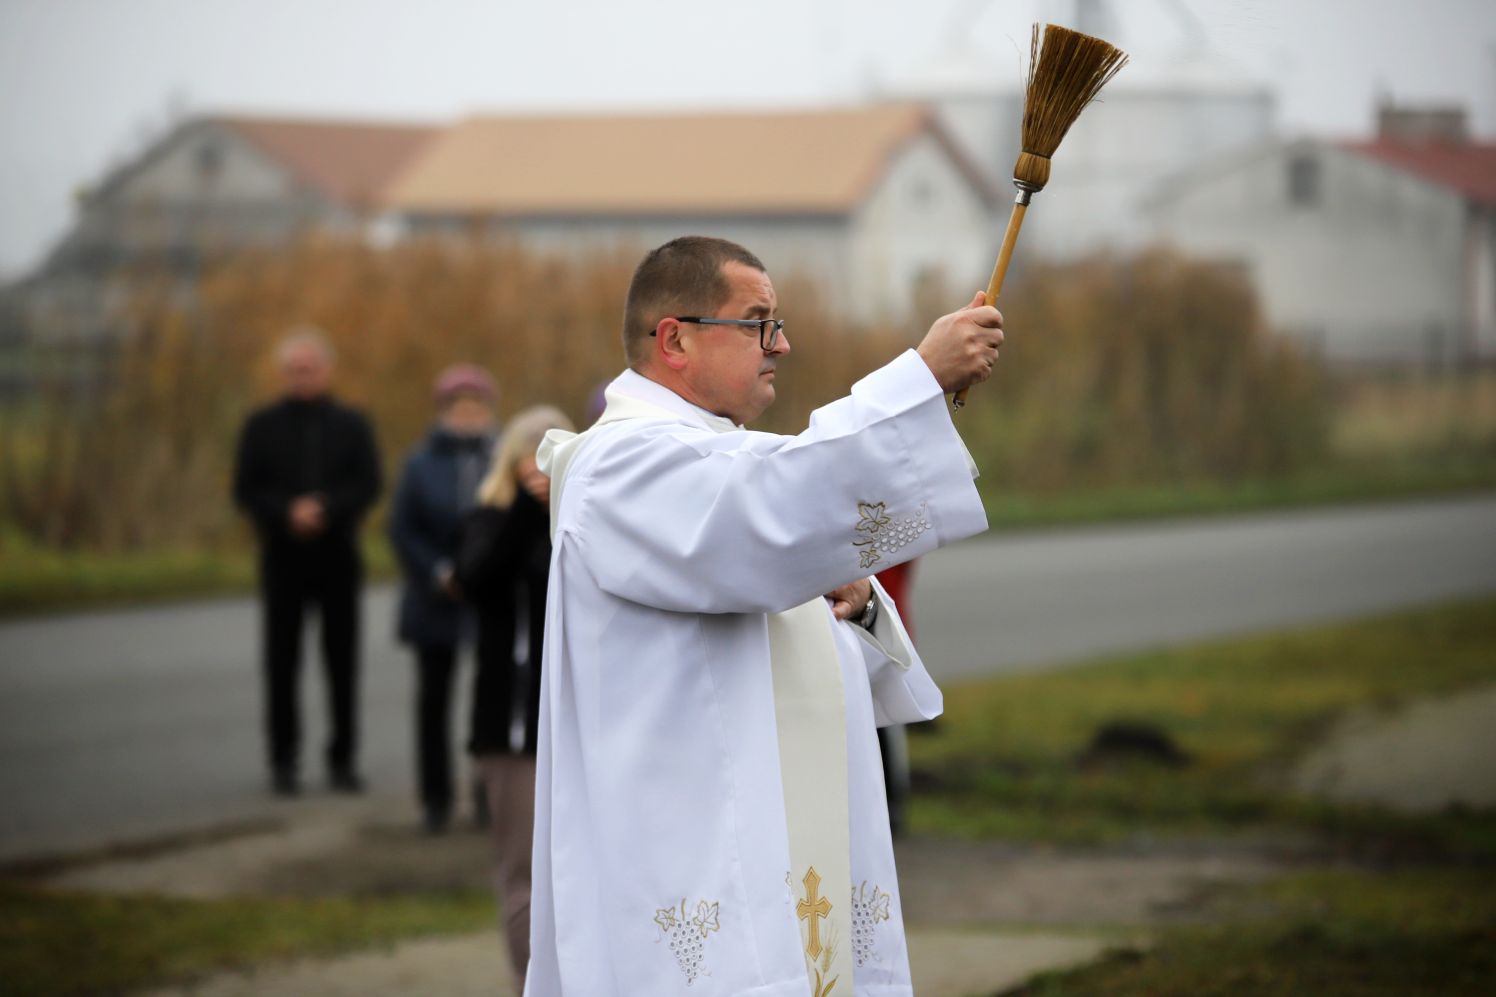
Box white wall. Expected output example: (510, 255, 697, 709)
(1148, 140, 1470, 365)
(847, 131, 997, 322)
(493, 214, 850, 300)
(1469, 208, 1496, 359)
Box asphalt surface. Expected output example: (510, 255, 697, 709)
(2, 493, 1494, 861)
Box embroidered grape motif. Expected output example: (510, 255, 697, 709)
(655, 898, 720, 985)
(851, 882, 892, 967)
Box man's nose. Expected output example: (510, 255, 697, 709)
(771, 330, 790, 356)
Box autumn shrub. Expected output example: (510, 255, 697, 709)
(957, 249, 1329, 491)
(0, 241, 1328, 552)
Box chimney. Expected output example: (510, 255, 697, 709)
(1377, 100, 1469, 143)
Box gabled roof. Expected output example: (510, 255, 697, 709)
(218, 116, 439, 209)
(382, 104, 994, 216)
(1340, 139, 1496, 207)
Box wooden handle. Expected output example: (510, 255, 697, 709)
(953, 199, 1028, 410)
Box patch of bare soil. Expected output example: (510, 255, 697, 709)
(896, 836, 1286, 929)
(1293, 684, 1496, 813)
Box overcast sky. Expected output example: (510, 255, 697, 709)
(2, 0, 1493, 277)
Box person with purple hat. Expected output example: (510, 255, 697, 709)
(389, 362, 500, 832)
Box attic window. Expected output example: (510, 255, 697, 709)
(1287, 153, 1320, 207)
(196, 142, 223, 179)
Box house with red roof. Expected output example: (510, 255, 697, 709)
(1145, 105, 1496, 367)
(20, 115, 437, 344)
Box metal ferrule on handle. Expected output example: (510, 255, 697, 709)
(951, 181, 1040, 410)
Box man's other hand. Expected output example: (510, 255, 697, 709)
(915, 290, 1005, 394)
(520, 464, 551, 506)
(826, 577, 873, 622)
(288, 495, 327, 537)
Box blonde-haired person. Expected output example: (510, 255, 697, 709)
(455, 404, 573, 988)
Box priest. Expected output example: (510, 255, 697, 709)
(528, 236, 1001, 995)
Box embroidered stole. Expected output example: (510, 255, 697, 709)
(767, 601, 855, 994)
(540, 384, 855, 993)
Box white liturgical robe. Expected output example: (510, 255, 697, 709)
(527, 350, 988, 996)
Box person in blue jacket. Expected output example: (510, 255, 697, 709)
(389, 364, 499, 832)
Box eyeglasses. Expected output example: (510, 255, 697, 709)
(655, 316, 785, 352)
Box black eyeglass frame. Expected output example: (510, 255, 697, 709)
(652, 316, 784, 352)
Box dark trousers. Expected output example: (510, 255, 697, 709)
(259, 544, 361, 776)
(415, 645, 463, 818)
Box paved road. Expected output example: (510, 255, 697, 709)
(2, 494, 1493, 861)
(914, 491, 1496, 678)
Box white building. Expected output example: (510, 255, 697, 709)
(1145, 108, 1496, 366)
(382, 105, 998, 322)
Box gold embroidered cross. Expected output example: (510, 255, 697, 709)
(796, 866, 833, 960)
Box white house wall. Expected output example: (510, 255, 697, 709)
(1468, 208, 1496, 358)
(515, 215, 845, 302)
(1149, 142, 1469, 365)
(927, 92, 1024, 193)
(847, 131, 996, 323)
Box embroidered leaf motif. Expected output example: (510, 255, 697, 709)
(855, 502, 891, 534)
(654, 905, 678, 932)
(870, 890, 891, 922)
(858, 548, 882, 569)
(692, 900, 720, 937)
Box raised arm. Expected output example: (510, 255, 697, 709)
(567, 351, 987, 615)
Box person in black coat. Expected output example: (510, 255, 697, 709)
(389, 364, 499, 832)
(456, 404, 573, 988)
(232, 327, 382, 796)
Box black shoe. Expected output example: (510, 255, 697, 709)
(271, 770, 300, 797)
(328, 769, 366, 794)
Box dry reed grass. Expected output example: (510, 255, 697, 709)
(0, 241, 1330, 551)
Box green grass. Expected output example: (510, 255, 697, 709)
(978, 450, 1496, 530)
(909, 597, 1496, 850)
(920, 600, 1496, 993)
(0, 535, 396, 618)
(1010, 867, 1496, 996)
(0, 884, 494, 995)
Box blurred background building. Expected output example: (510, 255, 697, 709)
(1147, 104, 1496, 367)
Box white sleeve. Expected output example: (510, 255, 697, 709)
(566, 350, 987, 615)
(846, 576, 943, 726)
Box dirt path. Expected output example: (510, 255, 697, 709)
(140, 928, 1116, 997)
(1293, 683, 1496, 812)
(45, 795, 1282, 997)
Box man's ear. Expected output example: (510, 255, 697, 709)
(656, 317, 689, 371)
